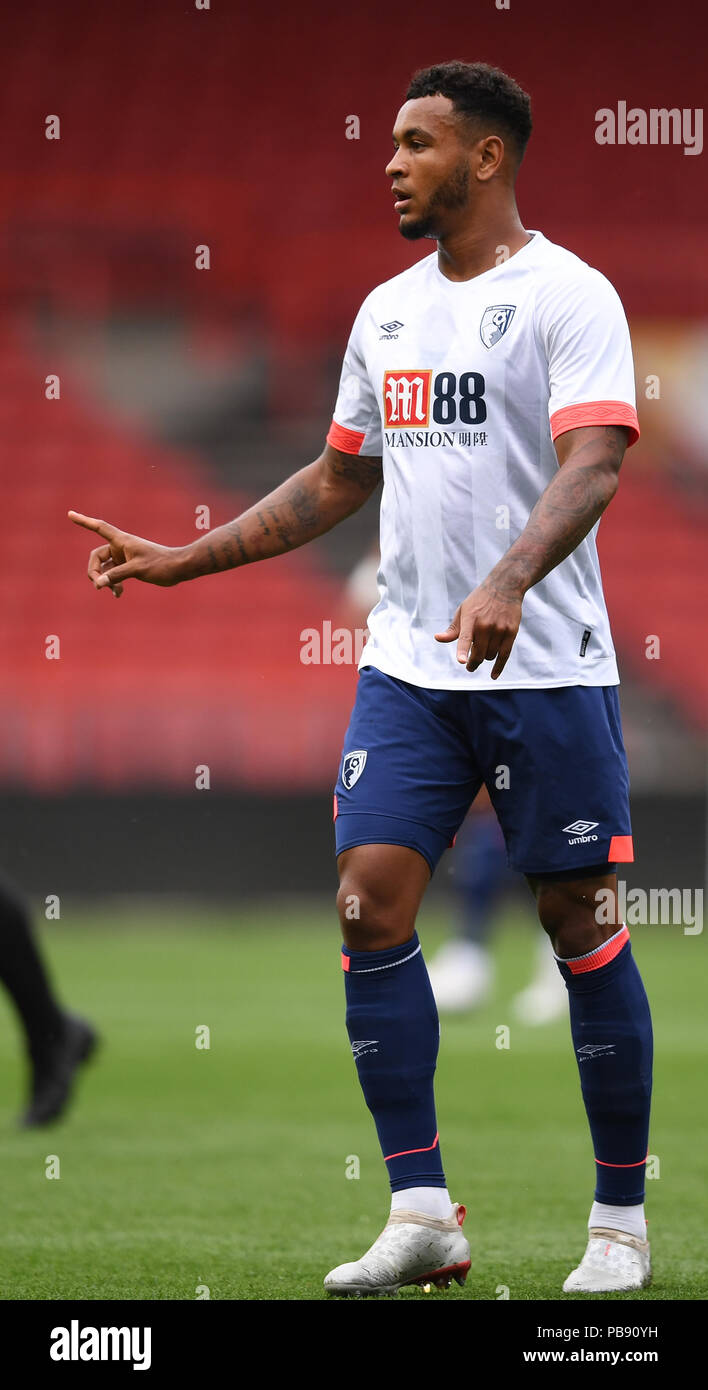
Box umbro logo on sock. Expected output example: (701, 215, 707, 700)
(351, 1040, 379, 1058)
(576, 1044, 616, 1061)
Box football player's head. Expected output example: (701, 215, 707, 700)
(386, 61, 532, 241)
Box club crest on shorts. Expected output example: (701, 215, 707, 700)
(342, 750, 367, 789)
(480, 304, 516, 349)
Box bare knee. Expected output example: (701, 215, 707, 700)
(532, 873, 620, 958)
(336, 844, 430, 951)
(336, 876, 403, 949)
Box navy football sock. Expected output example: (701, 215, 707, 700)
(556, 927, 653, 1205)
(342, 931, 446, 1191)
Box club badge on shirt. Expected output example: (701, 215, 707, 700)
(480, 304, 516, 349)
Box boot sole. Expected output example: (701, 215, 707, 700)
(326, 1259, 471, 1297)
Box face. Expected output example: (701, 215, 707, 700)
(385, 95, 476, 241)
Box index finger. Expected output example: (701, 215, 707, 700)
(456, 615, 475, 665)
(68, 511, 118, 542)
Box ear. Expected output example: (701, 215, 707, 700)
(476, 134, 505, 181)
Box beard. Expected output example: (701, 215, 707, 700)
(399, 160, 471, 241)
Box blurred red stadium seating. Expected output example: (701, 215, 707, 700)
(0, 325, 359, 789)
(0, 0, 705, 789)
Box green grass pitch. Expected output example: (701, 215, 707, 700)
(0, 901, 705, 1301)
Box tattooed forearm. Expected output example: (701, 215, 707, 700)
(219, 537, 237, 568)
(328, 452, 383, 491)
(224, 523, 248, 565)
(286, 483, 321, 532)
(486, 452, 621, 600)
(183, 445, 381, 578)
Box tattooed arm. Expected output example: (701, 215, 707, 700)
(68, 443, 383, 595)
(435, 425, 629, 677)
(481, 425, 626, 597)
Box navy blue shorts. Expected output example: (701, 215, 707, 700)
(333, 667, 633, 878)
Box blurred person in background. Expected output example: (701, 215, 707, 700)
(0, 872, 97, 1126)
(347, 544, 566, 1022)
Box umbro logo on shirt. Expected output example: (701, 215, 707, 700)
(379, 320, 404, 339)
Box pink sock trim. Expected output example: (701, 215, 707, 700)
(385, 1131, 439, 1162)
(560, 924, 630, 975)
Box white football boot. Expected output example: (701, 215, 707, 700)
(427, 941, 493, 1012)
(563, 1227, 651, 1293)
(324, 1203, 471, 1296)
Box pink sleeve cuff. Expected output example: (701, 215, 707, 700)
(550, 401, 640, 447)
(326, 419, 366, 454)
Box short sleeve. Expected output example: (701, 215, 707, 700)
(538, 269, 640, 447)
(326, 301, 383, 456)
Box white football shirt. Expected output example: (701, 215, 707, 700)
(327, 231, 639, 690)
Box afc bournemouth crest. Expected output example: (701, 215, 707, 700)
(342, 750, 367, 789)
(480, 304, 516, 349)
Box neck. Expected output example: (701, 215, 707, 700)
(436, 201, 529, 282)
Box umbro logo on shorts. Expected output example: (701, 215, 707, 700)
(351, 1039, 379, 1058)
(563, 818, 600, 845)
(342, 750, 368, 789)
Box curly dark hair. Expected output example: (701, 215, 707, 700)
(405, 61, 532, 165)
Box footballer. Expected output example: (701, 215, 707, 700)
(70, 61, 652, 1297)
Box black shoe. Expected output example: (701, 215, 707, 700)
(20, 1014, 99, 1128)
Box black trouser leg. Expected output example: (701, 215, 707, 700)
(0, 872, 65, 1062)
